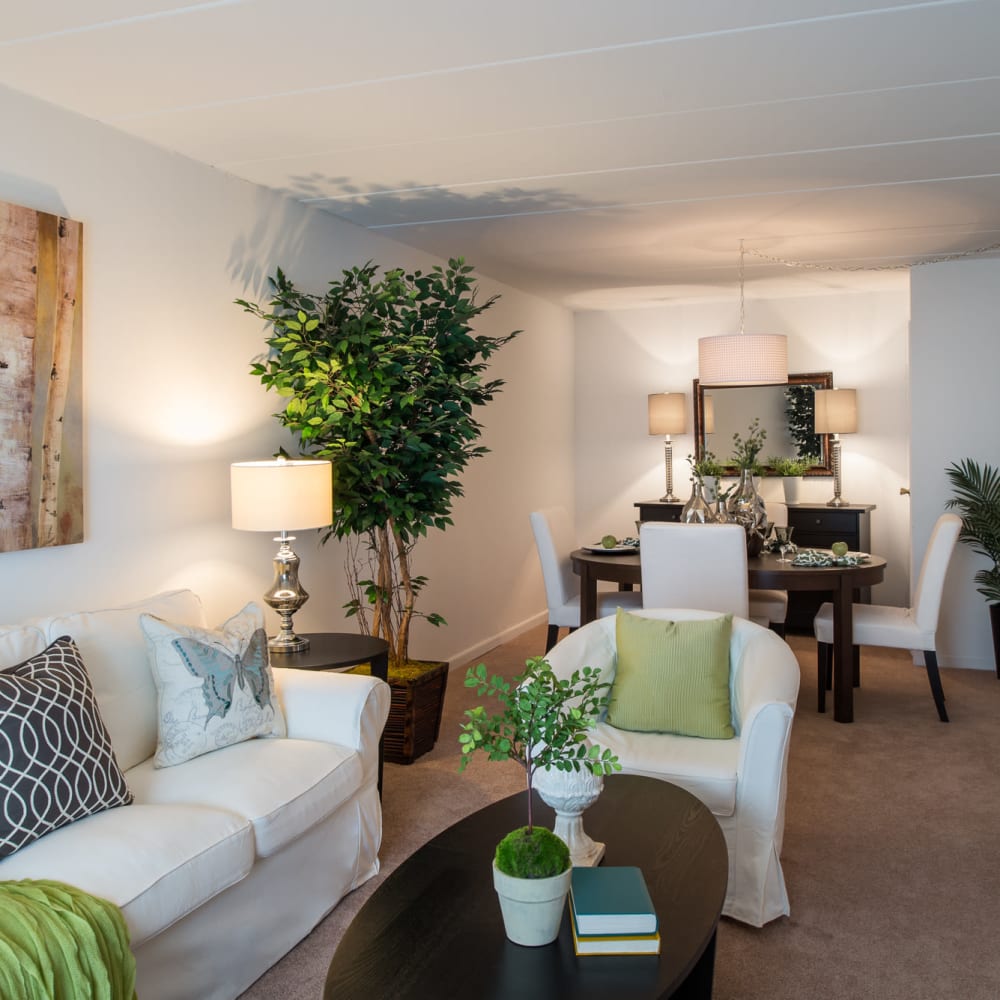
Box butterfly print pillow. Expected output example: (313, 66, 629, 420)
(140, 602, 286, 767)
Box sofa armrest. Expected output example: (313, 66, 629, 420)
(272, 668, 390, 762)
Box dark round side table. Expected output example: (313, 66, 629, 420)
(270, 632, 390, 794)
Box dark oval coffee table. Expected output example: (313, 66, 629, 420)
(324, 774, 728, 1000)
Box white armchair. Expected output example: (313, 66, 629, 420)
(545, 608, 800, 927)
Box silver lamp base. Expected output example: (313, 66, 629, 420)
(263, 533, 310, 652)
(660, 435, 680, 503)
(827, 435, 848, 508)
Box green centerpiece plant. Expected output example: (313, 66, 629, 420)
(458, 656, 620, 944)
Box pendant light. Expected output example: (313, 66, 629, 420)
(698, 241, 788, 386)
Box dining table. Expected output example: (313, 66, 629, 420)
(570, 547, 887, 724)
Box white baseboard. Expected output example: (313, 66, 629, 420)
(444, 610, 548, 672)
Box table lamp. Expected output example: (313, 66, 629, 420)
(648, 393, 686, 502)
(231, 458, 333, 652)
(813, 389, 857, 508)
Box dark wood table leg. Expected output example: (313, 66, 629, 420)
(833, 574, 855, 723)
(671, 929, 717, 999)
(370, 649, 389, 797)
(580, 564, 598, 626)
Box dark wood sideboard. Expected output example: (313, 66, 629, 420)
(634, 500, 876, 633)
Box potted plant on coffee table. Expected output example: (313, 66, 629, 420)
(945, 458, 1000, 677)
(238, 259, 518, 762)
(458, 657, 621, 946)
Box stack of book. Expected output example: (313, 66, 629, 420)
(568, 865, 660, 956)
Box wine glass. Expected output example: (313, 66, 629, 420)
(774, 525, 795, 562)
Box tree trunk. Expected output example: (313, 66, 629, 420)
(393, 521, 415, 668)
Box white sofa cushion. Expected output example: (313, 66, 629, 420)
(0, 802, 254, 946)
(0, 624, 47, 668)
(42, 591, 208, 770)
(139, 602, 286, 768)
(590, 720, 740, 816)
(126, 737, 363, 858)
(0, 636, 134, 858)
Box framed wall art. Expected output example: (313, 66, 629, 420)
(0, 199, 84, 552)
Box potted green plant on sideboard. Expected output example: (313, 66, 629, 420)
(237, 258, 518, 760)
(458, 657, 621, 945)
(945, 458, 1000, 677)
(767, 454, 819, 504)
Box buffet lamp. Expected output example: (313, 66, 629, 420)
(230, 458, 333, 652)
(813, 389, 857, 508)
(648, 392, 686, 503)
(698, 241, 788, 386)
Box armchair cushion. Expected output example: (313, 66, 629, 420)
(607, 610, 734, 739)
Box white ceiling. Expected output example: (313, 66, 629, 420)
(3, 0, 1000, 308)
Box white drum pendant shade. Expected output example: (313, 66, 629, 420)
(698, 333, 788, 386)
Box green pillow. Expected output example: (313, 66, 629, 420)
(607, 610, 734, 739)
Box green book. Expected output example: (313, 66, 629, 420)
(569, 865, 658, 936)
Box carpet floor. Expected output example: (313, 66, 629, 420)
(241, 625, 1000, 1000)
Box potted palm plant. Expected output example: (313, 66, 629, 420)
(237, 258, 518, 761)
(945, 458, 1000, 676)
(458, 657, 620, 946)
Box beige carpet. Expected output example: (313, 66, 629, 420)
(241, 626, 1000, 1000)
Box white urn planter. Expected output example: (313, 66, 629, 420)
(493, 862, 572, 946)
(534, 764, 605, 867)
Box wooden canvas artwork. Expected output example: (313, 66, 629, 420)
(0, 200, 84, 552)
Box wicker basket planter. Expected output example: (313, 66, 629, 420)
(383, 660, 449, 765)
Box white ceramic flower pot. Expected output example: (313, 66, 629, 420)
(783, 477, 803, 504)
(492, 862, 572, 947)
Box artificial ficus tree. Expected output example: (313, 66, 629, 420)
(237, 258, 518, 668)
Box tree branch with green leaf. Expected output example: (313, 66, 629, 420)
(945, 458, 1000, 604)
(458, 657, 621, 835)
(237, 258, 518, 668)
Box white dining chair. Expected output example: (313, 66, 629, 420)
(639, 522, 750, 617)
(813, 512, 962, 721)
(750, 500, 789, 636)
(530, 508, 642, 652)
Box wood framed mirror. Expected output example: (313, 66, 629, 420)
(693, 371, 834, 476)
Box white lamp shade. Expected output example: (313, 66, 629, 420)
(648, 393, 686, 435)
(698, 333, 788, 386)
(813, 388, 858, 434)
(231, 459, 333, 531)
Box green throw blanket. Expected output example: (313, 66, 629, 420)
(0, 880, 137, 1000)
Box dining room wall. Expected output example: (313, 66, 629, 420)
(909, 257, 1000, 672)
(572, 287, 912, 609)
(0, 80, 573, 669)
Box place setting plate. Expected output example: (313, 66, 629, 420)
(582, 537, 639, 555)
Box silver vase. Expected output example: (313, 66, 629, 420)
(681, 481, 715, 524)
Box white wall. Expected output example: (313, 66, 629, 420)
(573, 288, 912, 607)
(910, 258, 1000, 671)
(0, 82, 574, 667)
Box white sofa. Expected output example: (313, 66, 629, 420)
(545, 608, 800, 927)
(0, 589, 390, 1000)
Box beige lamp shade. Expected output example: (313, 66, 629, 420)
(648, 393, 686, 435)
(703, 395, 715, 434)
(813, 389, 858, 434)
(697, 333, 788, 386)
(231, 459, 333, 531)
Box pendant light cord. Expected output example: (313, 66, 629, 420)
(738, 239, 746, 335)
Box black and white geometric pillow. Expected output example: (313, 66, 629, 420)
(0, 635, 133, 858)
